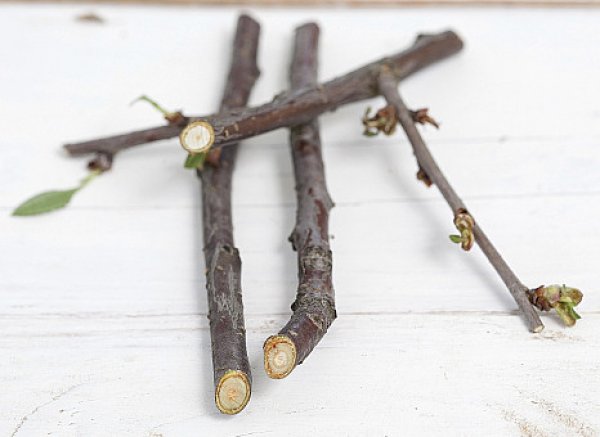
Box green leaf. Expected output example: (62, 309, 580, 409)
(12, 170, 101, 217)
(449, 234, 463, 244)
(184, 153, 206, 169)
(12, 189, 79, 216)
(554, 303, 579, 327)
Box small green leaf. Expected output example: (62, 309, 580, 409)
(449, 234, 463, 244)
(184, 153, 206, 169)
(554, 303, 580, 327)
(12, 170, 101, 217)
(12, 189, 79, 216)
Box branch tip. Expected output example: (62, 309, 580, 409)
(530, 285, 583, 327)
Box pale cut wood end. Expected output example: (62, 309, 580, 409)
(215, 370, 251, 415)
(263, 335, 297, 379)
(179, 120, 215, 153)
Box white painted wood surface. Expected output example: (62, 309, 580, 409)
(1, 5, 599, 436)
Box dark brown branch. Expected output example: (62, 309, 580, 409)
(263, 23, 336, 379)
(64, 30, 463, 157)
(376, 68, 544, 333)
(200, 14, 260, 415)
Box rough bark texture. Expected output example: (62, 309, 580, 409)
(376, 69, 544, 333)
(201, 14, 260, 414)
(64, 30, 463, 157)
(264, 23, 336, 379)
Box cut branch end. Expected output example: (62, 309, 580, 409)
(263, 335, 297, 379)
(215, 370, 251, 415)
(180, 121, 215, 154)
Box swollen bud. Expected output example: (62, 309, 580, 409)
(530, 284, 583, 327)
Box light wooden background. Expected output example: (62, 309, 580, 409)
(1, 4, 599, 436)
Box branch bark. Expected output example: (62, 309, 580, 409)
(64, 30, 463, 157)
(200, 14, 260, 414)
(375, 68, 544, 333)
(263, 23, 336, 379)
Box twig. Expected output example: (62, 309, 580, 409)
(263, 23, 336, 379)
(63, 30, 463, 158)
(200, 14, 260, 415)
(375, 68, 545, 333)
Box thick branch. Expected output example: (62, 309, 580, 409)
(264, 23, 336, 379)
(64, 30, 463, 157)
(201, 14, 260, 415)
(376, 68, 544, 333)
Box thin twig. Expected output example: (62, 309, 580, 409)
(63, 30, 463, 157)
(200, 14, 260, 414)
(376, 68, 545, 333)
(264, 23, 336, 379)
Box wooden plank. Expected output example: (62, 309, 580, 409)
(2, 194, 598, 315)
(1, 314, 599, 436)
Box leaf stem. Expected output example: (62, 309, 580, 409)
(79, 169, 101, 189)
(131, 95, 171, 117)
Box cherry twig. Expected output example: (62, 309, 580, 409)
(263, 23, 336, 379)
(199, 14, 260, 414)
(369, 68, 583, 332)
(63, 31, 463, 160)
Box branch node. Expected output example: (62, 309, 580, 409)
(451, 210, 475, 251)
(87, 152, 113, 172)
(362, 105, 398, 136)
(165, 111, 186, 125)
(416, 166, 433, 187)
(410, 107, 440, 129)
(205, 148, 223, 168)
(130, 94, 185, 125)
